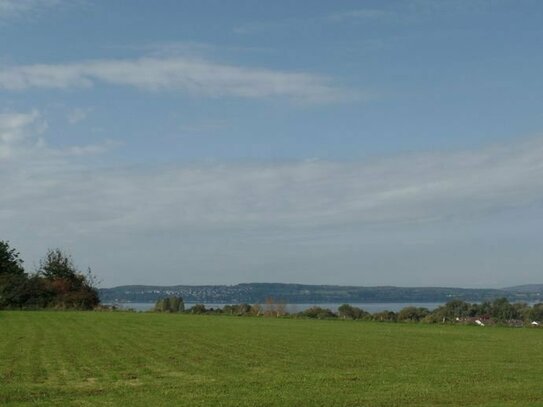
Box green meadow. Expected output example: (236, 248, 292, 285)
(1, 312, 542, 406)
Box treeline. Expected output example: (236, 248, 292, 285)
(153, 296, 543, 327)
(0, 241, 99, 310)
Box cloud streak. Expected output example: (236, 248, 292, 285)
(3, 111, 543, 285)
(0, 110, 115, 161)
(0, 57, 353, 104)
(233, 8, 389, 35)
(3, 111, 543, 233)
(0, 0, 63, 19)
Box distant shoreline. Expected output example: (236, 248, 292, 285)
(100, 283, 543, 304)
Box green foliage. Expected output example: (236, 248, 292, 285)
(0, 241, 25, 276)
(190, 303, 207, 314)
(222, 303, 252, 315)
(38, 249, 99, 310)
(300, 306, 336, 319)
(38, 249, 78, 280)
(490, 297, 520, 321)
(372, 310, 397, 322)
(528, 303, 543, 322)
(397, 306, 430, 322)
(428, 300, 477, 322)
(154, 296, 184, 312)
(150, 297, 543, 327)
(0, 243, 99, 310)
(338, 303, 369, 320)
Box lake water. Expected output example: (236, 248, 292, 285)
(106, 302, 445, 313)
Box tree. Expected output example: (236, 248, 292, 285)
(37, 249, 99, 310)
(338, 304, 369, 320)
(0, 241, 29, 309)
(190, 304, 207, 314)
(0, 241, 25, 276)
(251, 303, 263, 316)
(302, 306, 336, 319)
(154, 296, 184, 312)
(263, 297, 287, 317)
(39, 249, 78, 280)
(372, 310, 397, 322)
(428, 300, 475, 323)
(490, 298, 519, 321)
(528, 303, 543, 322)
(398, 306, 430, 322)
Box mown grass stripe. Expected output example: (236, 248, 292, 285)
(1, 311, 542, 406)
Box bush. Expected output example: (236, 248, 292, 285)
(190, 304, 207, 314)
(372, 311, 397, 322)
(338, 304, 369, 320)
(0, 243, 100, 310)
(397, 307, 430, 322)
(154, 296, 185, 312)
(301, 306, 337, 319)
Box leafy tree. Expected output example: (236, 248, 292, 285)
(0, 241, 25, 276)
(302, 306, 336, 319)
(528, 303, 543, 322)
(338, 304, 369, 320)
(154, 296, 184, 312)
(190, 304, 207, 314)
(251, 303, 263, 316)
(490, 298, 519, 321)
(39, 249, 78, 280)
(0, 241, 29, 309)
(263, 297, 287, 317)
(154, 297, 170, 312)
(428, 300, 476, 322)
(397, 306, 430, 322)
(372, 310, 397, 322)
(38, 249, 99, 309)
(222, 303, 252, 316)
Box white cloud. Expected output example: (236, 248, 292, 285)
(234, 8, 388, 34)
(4, 111, 543, 286)
(0, 0, 63, 19)
(0, 57, 354, 104)
(0, 110, 114, 161)
(67, 107, 91, 124)
(3, 112, 543, 235)
(0, 110, 44, 159)
(326, 9, 389, 22)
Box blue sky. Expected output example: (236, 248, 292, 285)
(1, 0, 543, 287)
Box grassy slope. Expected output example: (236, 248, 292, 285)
(0, 312, 542, 407)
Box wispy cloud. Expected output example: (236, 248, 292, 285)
(4, 112, 543, 285)
(234, 8, 388, 35)
(326, 9, 389, 23)
(233, 2, 495, 35)
(0, 110, 115, 161)
(0, 57, 355, 104)
(0, 110, 45, 159)
(0, 0, 64, 19)
(67, 107, 91, 124)
(3, 111, 543, 232)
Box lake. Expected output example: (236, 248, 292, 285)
(106, 302, 445, 313)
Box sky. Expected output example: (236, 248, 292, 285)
(1, 0, 543, 288)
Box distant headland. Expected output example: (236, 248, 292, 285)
(99, 283, 543, 304)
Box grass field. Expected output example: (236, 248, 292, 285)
(1, 312, 542, 406)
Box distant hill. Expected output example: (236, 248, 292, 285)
(99, 283, 543, 304)
(505, 284, 543, 293)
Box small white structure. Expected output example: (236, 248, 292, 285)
(475, 319, 485, 326)
(532, 321, 540, 326)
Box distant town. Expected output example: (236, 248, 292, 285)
(99, 283, 543, 304)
